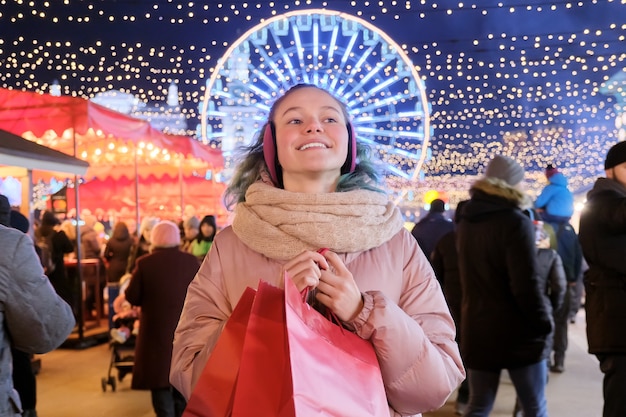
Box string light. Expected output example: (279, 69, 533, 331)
(1, 1, 625, 214)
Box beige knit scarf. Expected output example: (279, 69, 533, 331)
(232, 181, 405, 261)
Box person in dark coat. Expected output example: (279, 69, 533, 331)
(431, 200, 468, 415)
(103, 222, 133, 283)
(35, 211, 75, 307)
(411, 198, 454, 262)
(578, 141, 626, 417)
(456, 155, 553, 417)
(125, 220, 200, 417)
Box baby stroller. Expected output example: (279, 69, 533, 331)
(101, 278, 138, 392)
(101, 330, 135, 392)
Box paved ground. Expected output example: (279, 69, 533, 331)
(34, 309, 603, 417)
(425, 309, 603, 417)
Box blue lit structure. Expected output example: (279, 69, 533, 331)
(200, 10, 431, 199)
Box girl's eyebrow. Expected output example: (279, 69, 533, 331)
(280, 105, 342, 117)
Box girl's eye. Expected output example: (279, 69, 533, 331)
(325, 117, 338, 123)
(287, 119, 302, 124)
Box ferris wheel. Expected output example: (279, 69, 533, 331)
(200, 9, 431, 197)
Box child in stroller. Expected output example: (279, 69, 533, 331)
(110, 274, 140, 344)
(102, 274, 139, 392)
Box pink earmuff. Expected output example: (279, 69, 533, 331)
(262, 123, 279, 185)
(262, 122, 357, 186)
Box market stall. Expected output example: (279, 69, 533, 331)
(0, 88, 225, 223)
(0, 128, 89, 213)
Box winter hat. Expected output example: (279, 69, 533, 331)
(0, 195, 10, 227)
(429, 199, 446, 213)
(484, 155, 524, 186)
(604, 141, 626, 170)
(545, 164, 559, 179)
(10, 210, 30, 233)
(150, 220, 181, 249)
(139, 216, 159, 242)
(184, 215, 200, 230)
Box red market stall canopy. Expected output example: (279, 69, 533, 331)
(0, 88, 225, 218)
(63, 174, 228, 227)
(0, 88, 223, 178)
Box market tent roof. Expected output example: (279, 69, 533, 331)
(63, 174, 228, 223)
(0, 129, 89, 175)
(0, 88, 223, 179)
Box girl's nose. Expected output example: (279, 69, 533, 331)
(305, 119, 323, 133)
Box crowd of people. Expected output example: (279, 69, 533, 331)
(1, 83, 624, 417)
(0, 199, 217, 417)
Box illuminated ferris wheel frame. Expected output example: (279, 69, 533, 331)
(200, 9, 431, 198)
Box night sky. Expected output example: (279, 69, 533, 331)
(2, 0, 625, 202)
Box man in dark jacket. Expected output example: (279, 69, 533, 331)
(578, 141, 626, 417)
(457, 155, 552, 417)
(411, 198, 454, 263)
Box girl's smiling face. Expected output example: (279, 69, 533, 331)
(272, 87, 349, 191)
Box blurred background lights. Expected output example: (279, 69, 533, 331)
(0, 0, 625, 211)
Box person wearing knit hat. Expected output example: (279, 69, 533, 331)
(124, 219, 200, 416)
(456, 154, 551, 416)
(150, 220, 182, 249)
(484, 155, 525, 186)
(578, 140, 626, 416)
(604, 140, 626, 170)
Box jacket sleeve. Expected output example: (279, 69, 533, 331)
(4, 233, 75, 353)
(534, 185, 555, 210)
(430, 240, 445, 286)
(170, 241, 231, 399)
(349, 233, 465, 415)
(509, 218, 553, 335)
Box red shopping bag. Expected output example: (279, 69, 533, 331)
(232, 275, 388, 417)
(183, 287, 257, 417)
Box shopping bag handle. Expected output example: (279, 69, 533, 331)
(300, 247, 345, 333)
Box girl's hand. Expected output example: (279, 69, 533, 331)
(284, 250, 329, 292)
(314, 250, 364, 323)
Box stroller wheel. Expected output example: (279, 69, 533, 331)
(101, 377, 108, 392)
(108, 376, 117, 392)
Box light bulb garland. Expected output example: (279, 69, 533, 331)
(1, 0, 624, 208)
